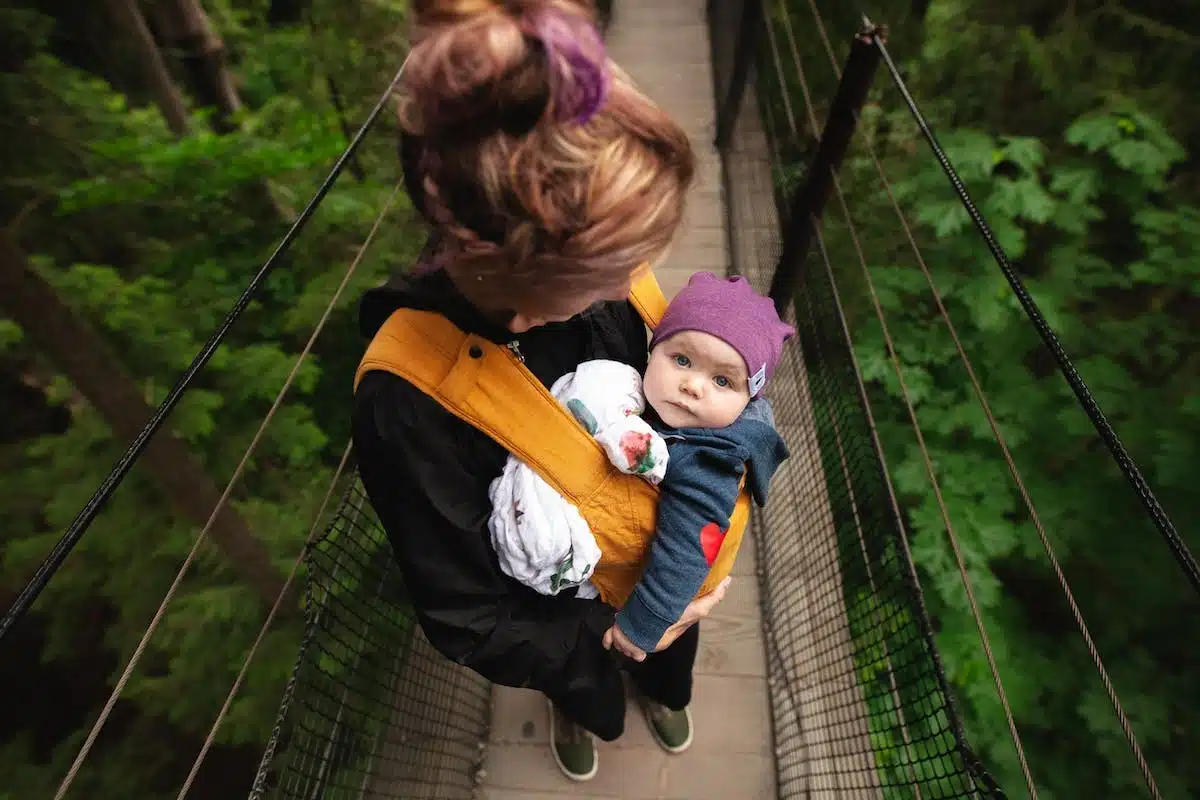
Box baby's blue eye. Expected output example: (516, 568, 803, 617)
(674, 354, 691, 367)
(714, 376, 731, 388)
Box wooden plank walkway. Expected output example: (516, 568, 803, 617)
(474, 2, 882, 798)
(477, 1, 776, 798)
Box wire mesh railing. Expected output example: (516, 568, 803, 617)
(709, 2, 1003, 796)
(250, 479, 490, 799)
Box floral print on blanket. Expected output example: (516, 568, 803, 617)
(619, 430, 657, 475)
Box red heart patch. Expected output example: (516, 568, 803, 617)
(699, 522, 726, 567)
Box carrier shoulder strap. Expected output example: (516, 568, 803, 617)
(353, 268, 669, 503)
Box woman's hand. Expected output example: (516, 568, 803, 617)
(604, 624, 648, 662)
(603, 576, 733, 660)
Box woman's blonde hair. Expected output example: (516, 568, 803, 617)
(399, 0, 695, 317)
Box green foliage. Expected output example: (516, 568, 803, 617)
(763, 0, 1198, 796)
(0, 1, 423, 796)
(773, 1, 1200, 795)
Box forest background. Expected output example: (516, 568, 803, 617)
(0, 0, 1195, 797)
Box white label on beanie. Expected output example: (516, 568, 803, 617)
(749, 363, 767, 396)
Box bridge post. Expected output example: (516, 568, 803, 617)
(713, 0, 763, 150)
(768, 23, 884, 313)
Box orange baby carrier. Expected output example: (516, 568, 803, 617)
(353, 270, 752, 608)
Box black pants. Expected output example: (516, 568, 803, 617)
(548, 623, 699, 741)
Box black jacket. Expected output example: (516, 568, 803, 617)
(351, 260, 649, 699)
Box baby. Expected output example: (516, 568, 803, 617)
(488, 271, 795, 658)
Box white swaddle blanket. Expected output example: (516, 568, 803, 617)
(487, 360, 669, 598)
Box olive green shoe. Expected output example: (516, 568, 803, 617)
(547, 699, 598, 782)
(637, 696, 694, 754)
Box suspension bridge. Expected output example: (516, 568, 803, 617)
(2, 1, 1194, 799)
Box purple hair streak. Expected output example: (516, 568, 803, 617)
(525, 7, 610, 124)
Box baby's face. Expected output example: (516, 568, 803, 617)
(644, 330, 751, 429)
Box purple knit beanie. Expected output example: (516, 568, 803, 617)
(649, 272, 797, 397)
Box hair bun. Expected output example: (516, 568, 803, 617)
(402, 1, 608, 138)
(523, 6, 609, 123)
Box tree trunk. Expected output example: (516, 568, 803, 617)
(149, 0, 293, 223)
(0, 234, 290, 610)
(150, 0, 242, 133)
(102, 0, 191, 136)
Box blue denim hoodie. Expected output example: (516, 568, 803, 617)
(615, 398, 789, 652)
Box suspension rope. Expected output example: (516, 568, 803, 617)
(870, 21, 1196, 596)
(773, 9, 922, 796)
(54, 179, 405, 800)
(763, 15, 800, 142)
(0, 58, 409, 646)
(176, 440, 354, 799)
(757, 47, 922, 797)
(760, 14, 979, 794)
(772, 7, 1039, 793)
(800, 5, 1164, 795)
(823, 167, 1041, 800)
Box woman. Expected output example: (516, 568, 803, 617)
(351, 0, 729, 782)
